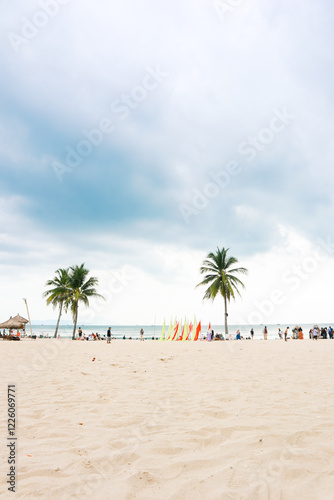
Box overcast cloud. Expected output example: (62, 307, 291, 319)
(1, 0, 334, 326)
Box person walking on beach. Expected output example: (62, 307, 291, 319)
(107, 327, 111, 344)
(313, 326, 318, 340)
(250, 328, 254, 339)
(278, 328, 282, 340)
(263, 326, 268, 340)
(140, 328, 144, 341)
(284, 327, 289, 342)
(78, 327, 82, 340)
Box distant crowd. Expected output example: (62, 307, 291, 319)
(203, 325, 334, 342)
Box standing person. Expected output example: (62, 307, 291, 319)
(78, 327, 82, 340)
(313, 326, 318, 340)
(328, 326, 333, 339)
(140, 328, 144, 341)
(236, 329, 241, 340)
(278, 328, 282, 340)
(284, 326, 289, 342)
(107, 327, 111, 344)
(263, 326, 268, 340)
(250, 328, 254, 340)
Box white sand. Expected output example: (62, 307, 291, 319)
(1, 338, 334, 499)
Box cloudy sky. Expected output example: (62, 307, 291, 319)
(1, 0, 334, 326)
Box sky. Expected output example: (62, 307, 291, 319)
(1, 0, 334, 327)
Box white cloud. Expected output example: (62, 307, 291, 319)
(1, 1, 334, 325)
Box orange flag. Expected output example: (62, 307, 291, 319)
(177, 325, 185, 341)
(186, 322, 193, 341)
(194, 321, 201, 341)
(171, 322, 179, 341)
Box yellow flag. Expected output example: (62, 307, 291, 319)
(191, 316, 197, 341)
(182, 320, 189, 341)
(159, 319, 165, 341)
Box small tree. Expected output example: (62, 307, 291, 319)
(196, 247, 247, 336)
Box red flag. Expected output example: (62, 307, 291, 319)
(171, 322, 179, 341)
(177, 325, 184, 341)
(194, 321, 201, 341)
(186, 322, 193, 341)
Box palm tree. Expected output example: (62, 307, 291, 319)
(43, 268, 70, 338)
(67, 264, 104, 340)
(196, 247, 248, 336)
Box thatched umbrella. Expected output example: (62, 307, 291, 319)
(0, 318, 24, 330)
(12, 314, 28, 324)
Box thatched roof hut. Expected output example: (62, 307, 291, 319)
(12, 314, 28, 324)
(0, 317, 25, 330)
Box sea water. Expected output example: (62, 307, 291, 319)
(25, 323, 331, 340)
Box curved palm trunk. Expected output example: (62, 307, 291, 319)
(224, 295, 228, 336)
(72, 303, 78, 340)
(54, 301, 63, 338)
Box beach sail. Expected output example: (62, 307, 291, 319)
(171, 321, 180, 341)
(194, 321, 201, 341)
(177, 324, 185, 341)
(159, 319, 166, 341)
(167, 319, 175, 341)
(182, 321, 189, 341)
(185, 321, 192, 341)
(191, 317, 197, 341)
(165, 319, 173, 341)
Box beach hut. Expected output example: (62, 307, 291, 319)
(0, 317, 25, 340)
(0, 317, 25, 331)
(12, 314, 28, 324)
(0, 314, 28, 335)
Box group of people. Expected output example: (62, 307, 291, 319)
(90, 327, 145, 343)
(308, 326, 333, 339)
(252, 325, 334, 341)
(78, 328, 105, 341)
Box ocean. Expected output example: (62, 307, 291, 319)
(23, 323, 331, 340)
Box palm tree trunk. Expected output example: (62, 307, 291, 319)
(72, 303, 78, 340)
(54, 301, 63, 338)
(224, 296, 228, 336)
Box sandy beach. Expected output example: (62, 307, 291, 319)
(1, 339, 334, 499)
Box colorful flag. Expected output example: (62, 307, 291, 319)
(194, 321, 201, 341)
(191, 317, 197, 341)
(182, 320, 189, 341)
(185, 321, 193, 341)
(171, 321, 180, 341)
(159, 319, 166, 341)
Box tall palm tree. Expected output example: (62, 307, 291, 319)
(43, 268, 70, 338)
(196, 247, 248, 336)
(67, 264, 104, 340)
